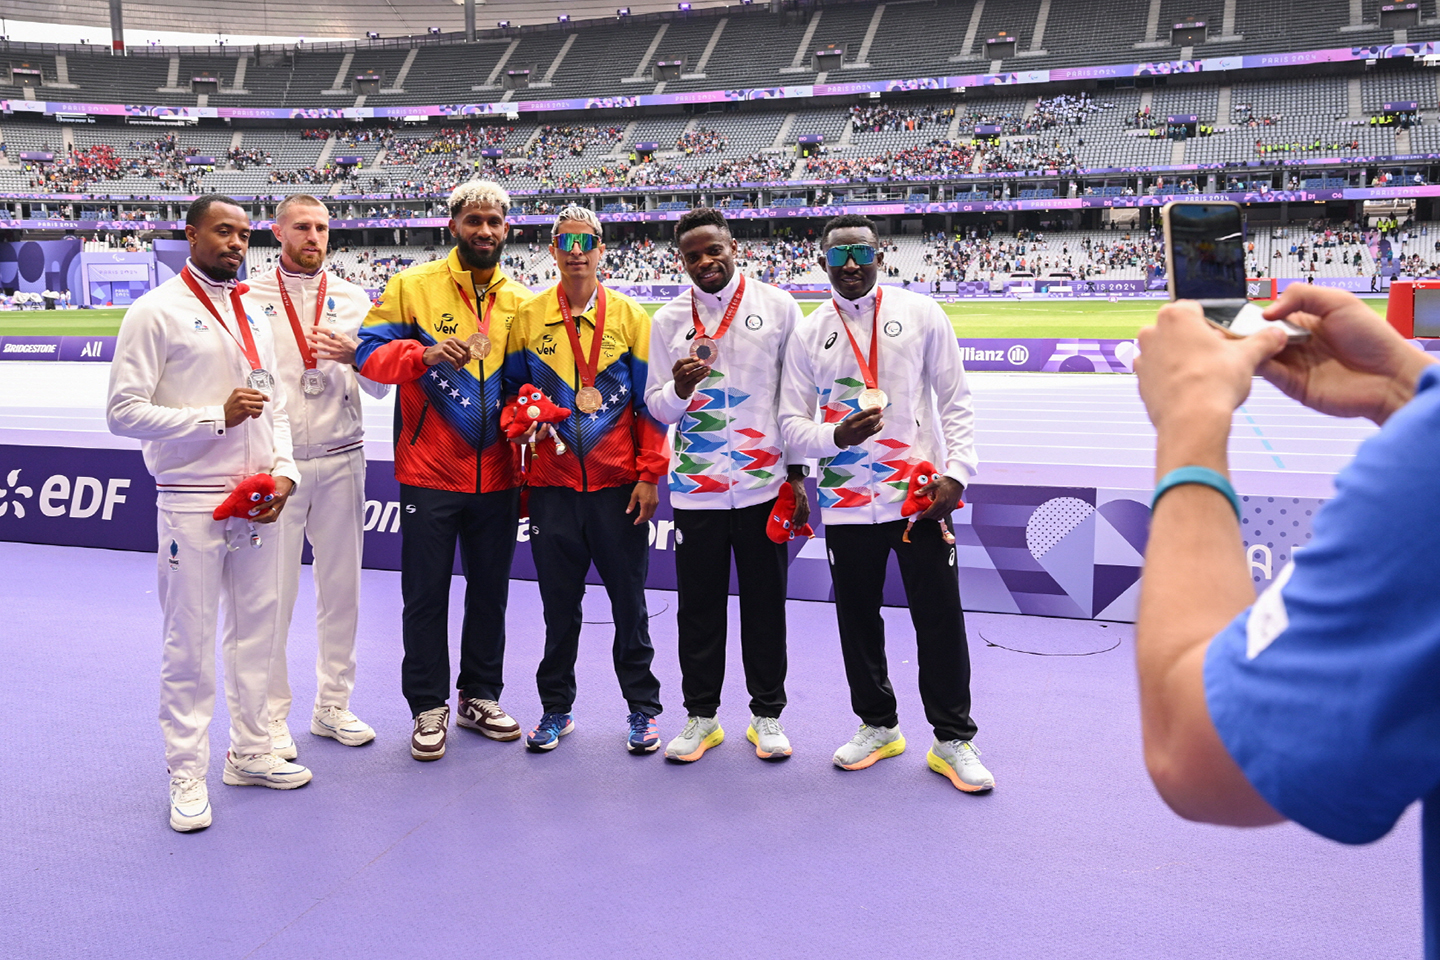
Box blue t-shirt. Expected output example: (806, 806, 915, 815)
(1206, 365, 1440, 958)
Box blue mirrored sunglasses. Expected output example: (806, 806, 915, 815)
(555, 232, 599, 253)
(825, 243, 877, 267)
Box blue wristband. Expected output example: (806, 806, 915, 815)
(1151, 466, 1241, 520)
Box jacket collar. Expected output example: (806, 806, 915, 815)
(446, 247, 509, 300)
(832, 286, 877, 317)
(691, 268, 741, 314)
(185, 258, 241, 292)
(544, 283, 600, 325)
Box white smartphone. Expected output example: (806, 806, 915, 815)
(1161, 201, 1309, 342)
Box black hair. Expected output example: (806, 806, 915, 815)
(186, 195, 244, 229)
(674, 207, 730, 244)
(819, 213, 878, 247)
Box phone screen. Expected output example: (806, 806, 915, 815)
(1168, 203, 1247, 300)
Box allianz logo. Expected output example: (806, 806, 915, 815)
(959, 345, 1030, 365)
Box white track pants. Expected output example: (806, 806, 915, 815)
(269, 448, 366, 721)
(156, 508, 284, 780)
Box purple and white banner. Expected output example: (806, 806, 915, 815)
(0, 443, 1320, 622)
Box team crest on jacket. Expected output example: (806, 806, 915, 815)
(263, 304, 277, 317)
(327, 297, 336, 311)
(745, 314, 763, 330)
(884, 321, 902, 337)
(193, 318, 208, 331)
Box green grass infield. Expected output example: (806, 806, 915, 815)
(0, 297, 1390, 342)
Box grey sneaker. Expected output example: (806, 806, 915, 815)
(222, 751, 313, 789)
(746, 715, 792, 760)
(268, 718, 297, 760)
(832, 723, 906, 770)
(169, 777, 211, 833)
(311, 706, 376, 747)
(410, 706, 449, 761)
(664, 715, 724, 762)
(456, 698, 522, 741)
(926, 738, 995, 793)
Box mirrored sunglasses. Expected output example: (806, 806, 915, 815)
(555, 232, 599, 253)
(825, 243, 877, 267)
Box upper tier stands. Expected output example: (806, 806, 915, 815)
(4, 0, 1439, 110)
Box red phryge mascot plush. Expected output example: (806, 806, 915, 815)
(901, 460, 958, 544)
(502, 384, 571, 455)
(212, 473, 277, 521)
(503, 385, 571, 518)
(766, 481, 815, 543)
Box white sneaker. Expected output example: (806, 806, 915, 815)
(169, 777, 211, 832)
(663, 715, 723, 762)
(926, 738, 995, 793)
(832, 723, 906, 770)
(268, 718, 297, 760)
(311, 705, 377, 746)
(746, 715, 792, 760)
(222, 751, 313, 789)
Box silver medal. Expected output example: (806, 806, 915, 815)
(302, 367, 327, 397)
(247, 368, 276, 393)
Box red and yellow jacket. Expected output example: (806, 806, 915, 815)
(355, 250, 523, 493)
(503, 283, 668, 491)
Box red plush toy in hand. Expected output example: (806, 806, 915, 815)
(766, 481, 814, 543)
(501, 384, 571, 455)
(212, 473, 277, 521)
(901, 460, 958, 544)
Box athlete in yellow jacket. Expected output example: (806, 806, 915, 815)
(504, 204, 668, 756)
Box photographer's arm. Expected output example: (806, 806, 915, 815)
(1133, 301, 1286, 827)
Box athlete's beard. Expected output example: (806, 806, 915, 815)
(457, 235, 504, 270)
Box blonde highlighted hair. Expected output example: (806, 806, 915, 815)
(550, 204, 603, 241)
(448, 180, 512, 219)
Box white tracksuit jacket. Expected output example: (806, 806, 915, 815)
(645, 270, 806, 510)
(107, 262, 300, 502)
(242, 265, 389, 718)
(243, 265, 390, 460)
(777, 283, 978, 527)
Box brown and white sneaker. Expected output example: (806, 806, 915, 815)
(456, 698, 522, 741)
(410, 706, 449, 761)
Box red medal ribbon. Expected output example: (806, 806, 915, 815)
(183, 266, 261, 373)
(454, 279, 497, 344)
(690, 274, 747, 344)
(276, 268, 327, 372)
(557, 284, 608, 391)
(835, 286, 883, 391)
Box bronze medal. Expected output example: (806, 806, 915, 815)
(575, 385, 603, 414)
(690, 336, 720, 366)
(467, 332, 491, 360)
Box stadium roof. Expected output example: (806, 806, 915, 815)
(3, 0, 741, 39)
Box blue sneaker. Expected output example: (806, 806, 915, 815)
(626, 712, 660, 754)
(526, 712, 574, 751)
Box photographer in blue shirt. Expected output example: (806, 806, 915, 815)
(1134, 284, 1440, 958)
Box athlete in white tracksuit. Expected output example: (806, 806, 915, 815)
(107, 259, 304, 789)
(244, 261, 389, 749)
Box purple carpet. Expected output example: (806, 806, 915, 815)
(0, 540, 1420, 960)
